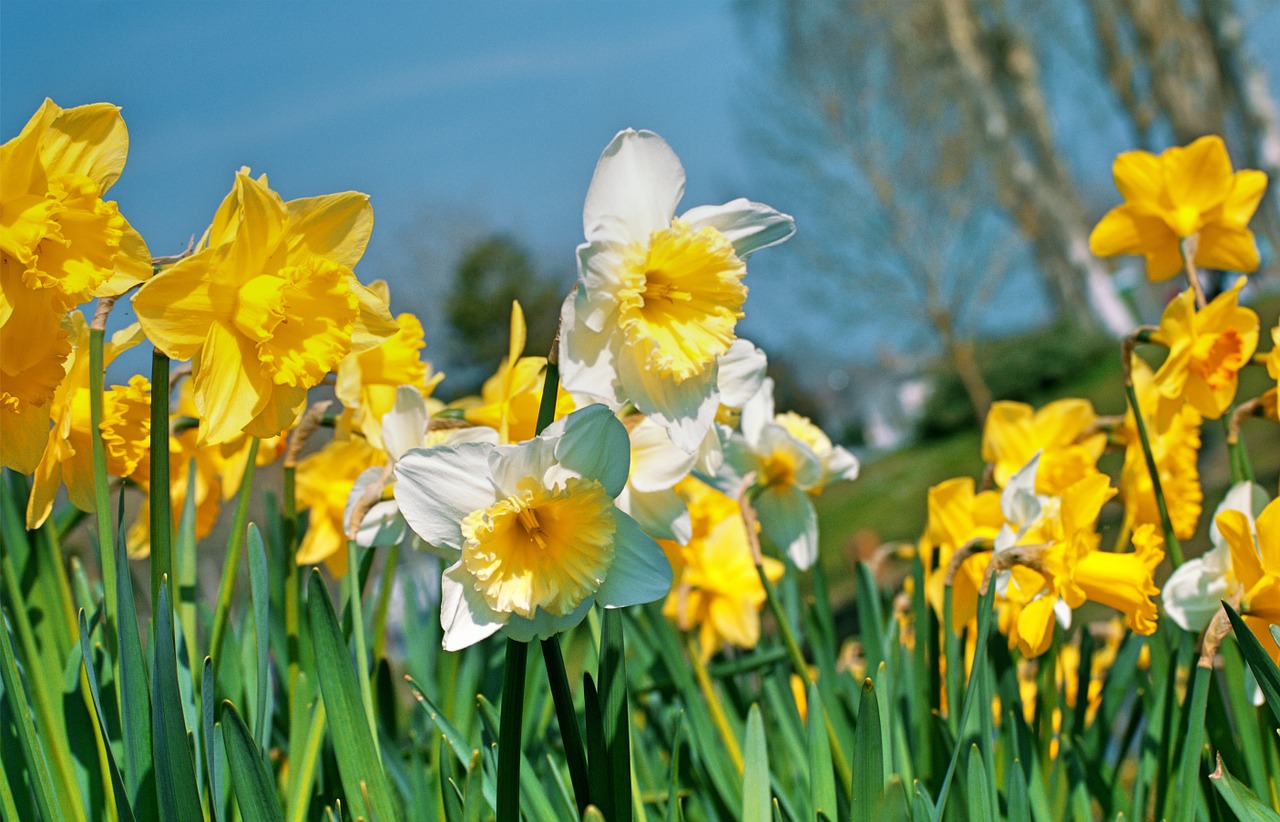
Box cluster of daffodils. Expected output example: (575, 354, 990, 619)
(915, 134, 1279, 674)
(5, 104, 867, 659)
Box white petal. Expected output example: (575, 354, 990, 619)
(616, 343, 718, 453)
(1161, 554, 1233, 632)
(621, 486, 692, 544)
(442, 426, 500, 446)
(559, 293, 624, 407)
(489, 436, 559, 497)
(596, 509, 673, 607)
(1054, 598, 1073, 629)
(629, 417, 696, 493)
(502, 599, 595, 642)
(575, 242, 627, 332)
(680, 198, 795, 259)
(1001, 453, 1043, 528)
(344, 467, 405, 548)
(440, 561, 506, 651)
(754, 484, 819, 570)
(550, 404, 631, 497)
(824, 446, 861, 484)
(703, 433, 758, 495)
(717, 339, 768, 409)
(693, 424, 727, 476)
(382, 385, 429, 461)
(583, 128, 684, 244)
(394, 443, 497, 551)
(739, 378, 776, 447)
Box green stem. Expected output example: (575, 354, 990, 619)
(209, 438, 260, 666)
(685, 634, 744, 774)
(370, 543, 399, 664)
(1222, 416, 1253, 484)
(88, 325, 118, 638)
(542, 636, 591, 814)
(347, 539, 380, 759)
(283, 465, 300, 710)
(1123, 379, 1183, 567)
(754, 562, 853, 794)
(149, 349, 172, 609)
(497, 637, 529, 822)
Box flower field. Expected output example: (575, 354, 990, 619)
(3, 98, 1280, 822)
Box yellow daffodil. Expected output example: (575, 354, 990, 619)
(133, 169, 397, 446)
(1215, 497, 1280, 671)
(1089, 135, 1267, 280)
(981, 399, 1105, 495)
(393, 404, 671, 649)
(1268, 324, 1279, 391)
(1150, 277, 1258, 427)
(661, 478, 783, 660)
(296, 434, 384, 575)
(1, 99, 152, 471)
(560, 129, 794, 453)
(25, 314, 148, 528)
(1120, 358, 1203, 540)
(921, 477, 1005, 632)
(334, 280, 442, 451)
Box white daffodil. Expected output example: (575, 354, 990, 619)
(1162, 481, 1271, 632)
(344, 385, 497, 550)
(616, 416, 696, 544)
(694, 337, 769, 475)
(559, 129, 794, 454)
(393, 404, 672, 650)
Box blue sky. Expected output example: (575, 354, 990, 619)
(4, 3, 821, 372)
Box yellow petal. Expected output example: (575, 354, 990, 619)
(96, 217, 153, 296)
(1015, 595, 1058, 658)
(220, 171, 287, 279)
(40, 102, 129, 191)
(348, 278, 400, 352)
(133, 252, 227, 360)
(1089, 207, 1144, 256)
(1256, 499, 1280, 575)
(1195, 223, 1260, 273)
(1112, 150, 1164, 207)
(1, 399, 52, 474)
(193, 322, 269, 446)
(1144, 241, 1185, 282)
(285, 192, 373, 269)
(1163, 135, 1233, 215)
(1216, 509, 1263, 591)
(1223, 169, 1268, 225)
(1, 99, 57, 196)
(244, 384, 307, 440)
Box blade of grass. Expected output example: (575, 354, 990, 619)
(203, 658, 224, 822)
(1224, 604, 1280, 727)
(88, 321, 119, 639)
(600, 609, 633, 822)
(852, 678, 884, 822)
(79, 610, 137, 822)
(806, 682, 838, 820)
(1208, 754, 1280, 821)
(742, 705, 769, 822)
(248, 525, 271, 753)
(933, 581, 995, 818)
(210, 439, 260, 668)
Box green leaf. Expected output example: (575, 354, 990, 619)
(742, 705, 770, 822)
(665, 714, 685, 822)
(964, 745, 995, 820)
(203, 657, 224, 822)
(852, 677, 884, 822)
(306, 570, 398, 822)
(1171, 663, 1212, 822)
(152, 578, 203, 822)
(1208, 754, 1280, 821)
(599, 610, 632, 822)
(585, 673, 612, 819)
(247, 525, 272, 753)
(222, 701, 284, 822)
(78, 611, 138, 822)
(0, 599, 66, 822)
(1224, 603, 1280, 728)
(933, 582, 995, 818)
(806, 682, 838, 820)
(114, 528, 156, 819)
(462, 748, 486, 822)
(1006, 758, 1030, 822)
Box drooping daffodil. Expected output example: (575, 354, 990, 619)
(393, 404, 672, 649)
(559, 129, 794, 453)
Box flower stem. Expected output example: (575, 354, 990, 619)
(497, 637, 529, 822)
(88, 315, 117, 639)
(209, 437, 260, 666)
(542, 635, 591, 814)
(149, 349, 172, 609)
(685, 634, 744, 774)
(1180, 235, 1206, 309)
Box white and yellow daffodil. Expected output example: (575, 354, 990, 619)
(559, 129, 793, 453)
(393, 404, 671, 649)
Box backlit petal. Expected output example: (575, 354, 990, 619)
(754, 483, 818, 569)
(583, 128, 684, 244)
(193, 322, 268, 446)
(395, 442, 497, 550)
(617, 343, 718, 453)
(440, 562, 506, 651)
(40, 102, 128, 190)
(285, 192, 373, 269)
(680, 198, 796, 259)
(133, 252, 227, 360)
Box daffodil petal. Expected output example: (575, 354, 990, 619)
(501, 599, 594, 643)
(549, 404, 631, 497)
(133, 254, 226, 360)
(1195, 223, 1260, 273)
(628, 417, 696, 493)
(595, 509, 672, 607)
(1112, 150, 1164, 207)
(1223, 169, 1268, 225)
(348, 278, 400, 353)
(617, 341, 718, 453)
(1089, 206, 1145, 256)
(739, 377, 776, 447)
(754, 484, 818, 569)
(1164, 135, 1233, 213)
(440, 561, 506, 651)
(193, 322, 267, 446)
(285, 192, 373, 269)
(344, 468, 404, 548)
(622, 486, 692, 544)
(395, 442, 498, 550)
(680, 198, 796, 259)
(98, 218, 153, 296)
(382, 385, 429, 461)
(583, 128, 684, 244)
(558, 293, 624, 406)
(1161, 553, 1231, 631)
(717, 338, 768, 408)
(40, 102, 128, 190)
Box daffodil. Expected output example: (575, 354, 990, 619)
(1120, 358, 1203, 540)
(1268, 323, 1279, 391)
(297, 434, 384, 575)
(393, 404, 672, 650)
(981, 399, 1105, 495)
(1149, 277, 1258, 426)
(2, 99, 152, 471)
(559, 129, 794, 453)
(335, 281, 442, 451)
(25, 314, 148, 528)
(1216, 498, 1280, 667)
(694, 337, 768, 475)
(133, 169, 398, 446)
(1089, 135, 1267, 280)
(660, 478, 783, 660)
